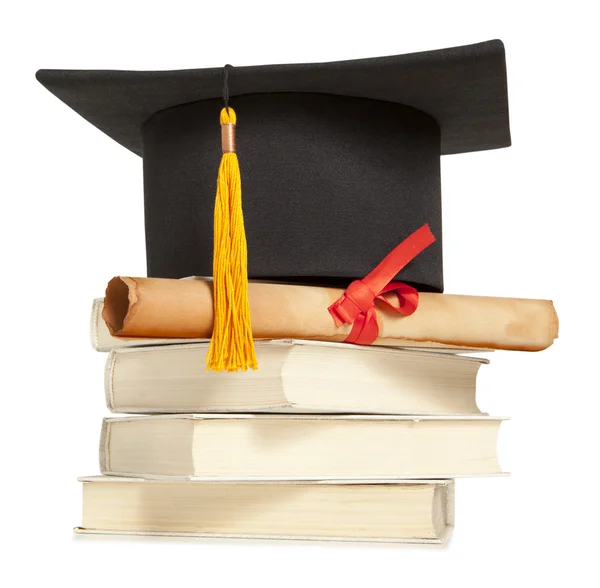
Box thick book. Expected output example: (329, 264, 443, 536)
(75, 477, 454, 544)
(104, 340, 486, 415)
(91, 296, 488, 354)
(100, 414, 505, 479)
(91, 298, 204, 352)
(102, 276, 558, 351)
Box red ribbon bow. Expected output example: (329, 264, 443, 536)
(328, 224, 436, 345)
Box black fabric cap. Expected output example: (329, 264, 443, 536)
(143, 93, 443, 290)
(36, 40, 509, 156)
(36, 40, 511, 292)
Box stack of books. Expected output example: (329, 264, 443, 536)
(76, 299, 509, 544)
(39, 40, 557, 544)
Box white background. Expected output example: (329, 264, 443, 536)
(2, 1, 598, 585)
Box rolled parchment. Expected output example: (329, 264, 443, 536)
(103, 277, 558, 351)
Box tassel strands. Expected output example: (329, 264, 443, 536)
(206, 107, 257, 372)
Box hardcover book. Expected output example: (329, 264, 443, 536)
(104, 339, 486, 415)
(91, 298, 202, 352)
(76, 477, 455, 544)
(100, 414, 505, 480)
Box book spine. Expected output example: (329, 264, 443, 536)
(104, 352, 117, 412)
(98, 419, 110, 473)
(89, 298, 103, 351)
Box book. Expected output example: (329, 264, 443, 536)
(91, 299, 204, 352)
(102, 275, 558, 351)
(75, 477, 454, 543)
(104, 340, 486, 415)
(100, 414, 505, 479)
(91, 296, 489, 354)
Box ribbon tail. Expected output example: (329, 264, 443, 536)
(328, 296, 353, 327)
(344, 307, 379, 345)
(327, 223, 436, 346)
(366, 224, 436, 293)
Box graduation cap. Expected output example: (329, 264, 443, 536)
(37, 39, 510, 371)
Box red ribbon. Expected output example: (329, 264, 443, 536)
(327, 224, 436, 345)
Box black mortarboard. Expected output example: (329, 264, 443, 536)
(37, 39, 510, 370)
(37, 39, 509, 290)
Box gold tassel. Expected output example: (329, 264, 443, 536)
(207, 107, 257, 372)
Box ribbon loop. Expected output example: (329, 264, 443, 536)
(327, 224, 436, 345)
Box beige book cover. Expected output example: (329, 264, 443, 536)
(100, 414, 506, 480)
(90, 298, 206, 352)
(104, 340, 487, 415)
(75, 477, 454, 544)
(102, 275, 558, 351)
(91, 297, 491, 354)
